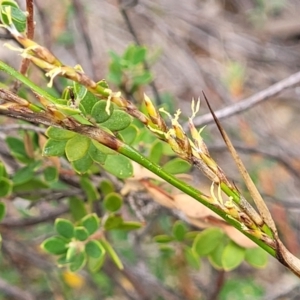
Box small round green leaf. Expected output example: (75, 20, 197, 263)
(65, 134, 90, 161)
(119, 125, 139, 144)
(46, 127, 76, 140)
(69, 251, 86, 272)
(193, 228, 224, 256)
(44, 166, 58, 182)
(162, 158, 191, 175)
(103, 154, 133, 179)
(85, 240, 105, 258)
(149, 140, 164, 164)
(208, 241, 227, 270)
(245, 247, 268, 268)
(41, 236, 68, 255)
(100, 110, 132, 131)
(81, 213, 99, 235)
(79, 91, 98, 115)
(43, 139, 67, 157)
(72, 155, 93, 174)
(103, 192, 123, 212)
(55, 218, 74, 239)
(91, 100, 114, 123)
(0, 202, 6, 221)
(0, 178, 12, 197)
(222, 241, 245, 271)
(74, 226, 89, 241)
(88, 143, 107, 164)
(172, 221, 187, 241)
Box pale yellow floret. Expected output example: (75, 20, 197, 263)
(158, 107, 172, 119)
(217, 183, 224, 206)
(210, 182, 218, 204)
(45, 67, 65, 87)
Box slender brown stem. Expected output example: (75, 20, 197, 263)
(188, 71, 300, 128)
(209, 270, 225, 300)
(0, 278, 35, 300)
(12, 0, 35, 92)
(118, 0, 162, 105)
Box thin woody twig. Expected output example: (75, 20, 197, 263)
(12, 0, 35, 92)
(189, 70, 300, 128)
(0, 124, 46, 134)
(209, 143, 300, 180)
(1, 205, 69, 227)
(0, 277, 35, 300)
(71, 0, 98, 79)
(118, 0, 162, 105)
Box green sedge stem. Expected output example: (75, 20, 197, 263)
(119, 143, 276, 257)
(0, 61, 58, 104)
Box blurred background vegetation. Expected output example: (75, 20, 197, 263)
(1, 0, 300, 299)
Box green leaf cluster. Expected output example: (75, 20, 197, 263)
(107, 44, 152, 92)
(42, 214, 106, 272)
(42, 189, 143, 272)
(3, 136, 61, 199)
(44, 124, 133, 177)
(154, 225, 268, 272)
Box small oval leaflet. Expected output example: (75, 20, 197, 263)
(72, 155, 93, 174)
(85, 240, 105, 259)
(100, 110, 132, 131)
(222, 241, 245, 271)
(55, 218, 75, 239)
(65, 134, 90, 161)
(103, 154, 133, 179)
(90, 100, 114, 123)
(46, 127, 76, 140)
(81, 213, 99, 235)
(193, 227, 224, 256)
(103, 192, 123, 212)
(41, 236, 68, 255)
(43, 139, 67, 157)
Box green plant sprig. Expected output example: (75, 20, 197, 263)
(1, 30, 300, 276)
(0, 56, 276, 253)
(0, 89, 275, 257)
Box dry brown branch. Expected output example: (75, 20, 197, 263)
(0, 277, 35, 300)
(190, 71, 300, 128)
(1, 205, 69, 227)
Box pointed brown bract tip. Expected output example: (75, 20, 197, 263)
(202, 91, 226, 141)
